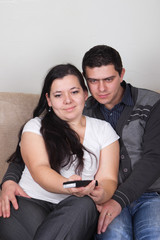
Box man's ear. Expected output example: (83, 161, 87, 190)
(120, 68, 125, 82)
(46, 93, 51, 107)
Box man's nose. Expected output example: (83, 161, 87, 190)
(98, 80, 105, 91)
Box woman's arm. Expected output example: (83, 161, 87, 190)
(21, 132, 70, 194)
(63, 140, 120, 202)
(91, 140, 119, 204)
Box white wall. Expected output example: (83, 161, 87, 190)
(0, 0, 160, 93)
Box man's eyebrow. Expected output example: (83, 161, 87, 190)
(87, 76, 115, 81)
(86, 78, 98, 81)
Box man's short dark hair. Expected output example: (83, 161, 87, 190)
(82, 45, 123, 77)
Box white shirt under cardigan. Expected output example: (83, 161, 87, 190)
(19, 116, 119, 204)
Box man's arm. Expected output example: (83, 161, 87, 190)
(0, 161, 30, 218)
(97, 100, 160, 234)
(1, 161, 25, 188)
(112, 100, 160, 208)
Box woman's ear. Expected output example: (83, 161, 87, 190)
(46, 93, 51, 107)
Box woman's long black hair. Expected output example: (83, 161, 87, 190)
(8, 64, 95, 175)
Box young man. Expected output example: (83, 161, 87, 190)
(82, 45, 160, 239)
(1, 45, 160, 239)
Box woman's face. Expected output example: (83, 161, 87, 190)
(46, 74, 88, 123)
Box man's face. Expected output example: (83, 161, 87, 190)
(85, 65, 125, 110)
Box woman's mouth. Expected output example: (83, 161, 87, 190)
(64, 106, 75, 112)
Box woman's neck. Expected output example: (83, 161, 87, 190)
(69, 116, 86, 144)
(68, 115, 86, 130)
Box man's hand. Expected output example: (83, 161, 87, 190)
(96, 199, 122, 234)
(0, 180, 30, 218)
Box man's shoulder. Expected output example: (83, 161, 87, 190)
(130, 84, 160, 106)
(85, 96, 97, 107)
(83, 96, 104, 120)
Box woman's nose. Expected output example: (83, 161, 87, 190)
(64, 93, 72, 104)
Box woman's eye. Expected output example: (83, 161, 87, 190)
(54, 94, 61, 98)
(72, 91, 79, 94)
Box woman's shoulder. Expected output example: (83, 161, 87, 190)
(24, 117, 41, 128)
(85, 116, 110, 127)
(22, 117, 42, 135)
(85, 116, 119, 138)
(85, 116, 119, 148)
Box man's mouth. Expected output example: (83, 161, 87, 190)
(98, 93, 110, 99)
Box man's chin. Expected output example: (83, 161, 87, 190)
(95, 97, 109, 105)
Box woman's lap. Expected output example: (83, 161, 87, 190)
(0, 195, 98, 240)
(0, 196, 51, 240)
(34, 195, 98, 240)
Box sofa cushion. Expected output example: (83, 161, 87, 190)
(0, 92, 39, 181)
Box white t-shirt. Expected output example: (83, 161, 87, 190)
(19, 116, 119, 204)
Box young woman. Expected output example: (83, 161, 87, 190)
(0, 64, 119, 240)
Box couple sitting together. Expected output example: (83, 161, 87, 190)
(1, 45, 160, 240)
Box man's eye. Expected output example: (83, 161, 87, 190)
(105, 77, 114, 82)
(88, 79, 98, 84)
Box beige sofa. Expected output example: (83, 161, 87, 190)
(1, 89, 159, 183)
(0, 92, 39, 182)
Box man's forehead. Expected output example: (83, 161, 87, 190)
(85, 65, 117, 78)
